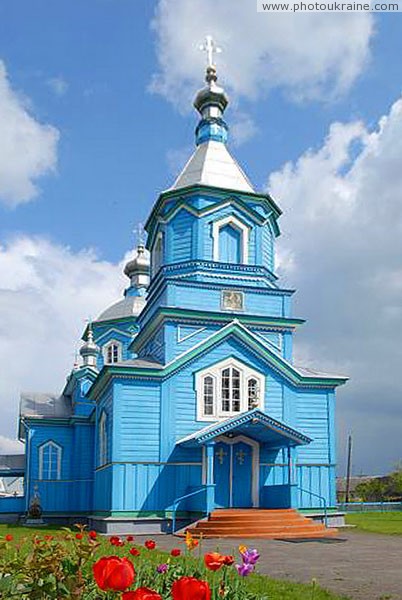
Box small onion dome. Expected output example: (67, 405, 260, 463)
(80, 326, 99, 367)
(194, 65, 229, 119)
(124, 244, 150, 288)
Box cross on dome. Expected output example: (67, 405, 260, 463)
(199, 35, 222, 69)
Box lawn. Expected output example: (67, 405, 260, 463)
(345, 511, 402, 535)
(0, 524, 350, 600)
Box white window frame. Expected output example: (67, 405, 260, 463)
(38, 441, 62, 480)
(152, 231, 164, 276)
(103, 340, 122, 364)
(99, 411, 108, 466)
(196, 357, 265, 421)
(212, 215, 250, 264)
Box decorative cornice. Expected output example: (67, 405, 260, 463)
(145, 184, 282, 246)
(89, 321, 347, 401)
(134, 307, 304, 352)
(178, 409, 312, 446)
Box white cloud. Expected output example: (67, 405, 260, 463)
(47, 76, 69, 97)
(0, 236, 129, 451)
(151, 0, 373, 109)
(268, 95, 402, 474)
(0, 61, 59, 207)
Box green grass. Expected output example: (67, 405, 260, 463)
(346, 511, 402, 535)
(0, 524, 349, 600)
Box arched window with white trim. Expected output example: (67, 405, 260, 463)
(99, 411, 108, 466)
(39, 441, 62, 480)
(221, 367, 241, 414)
(212, 216, 250, 264)
(196, 358, 264, 421)
(152, 232, 164, 276)
(103, 341, 122, 364)
(248, 377, 259, 410)
(203, 375, 215, 416)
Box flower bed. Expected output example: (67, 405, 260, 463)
(0, 526, 348, 600)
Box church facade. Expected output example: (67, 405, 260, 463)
(0, 60, 347, 533)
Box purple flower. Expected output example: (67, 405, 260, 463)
(236, 562, 254, 577)
(156, 563, 168, 574)
(241, 548, 260, 565)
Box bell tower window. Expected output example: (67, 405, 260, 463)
(152, 232, 164, 276)
(212, 215, 250, 264)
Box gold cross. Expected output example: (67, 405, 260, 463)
(216, 447, 227, 465)
(236, 449, 247, 465)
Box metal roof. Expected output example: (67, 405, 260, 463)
(0, 454, 25, 471)
(170, 140, 255, 193)
(96, 295, 146, 323)
(20, 392, 72, 419)
(177, 409, 312, 447)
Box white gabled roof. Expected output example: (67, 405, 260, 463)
(170, 140, 255, 194)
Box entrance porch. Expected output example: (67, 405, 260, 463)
(177, 409, 312, 513)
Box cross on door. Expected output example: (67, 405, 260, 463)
(216, 447, 227, 465)
(236, 449, 247, 465)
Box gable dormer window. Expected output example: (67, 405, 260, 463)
(196, 358, 264, 421)
(104, 340, 122, 364)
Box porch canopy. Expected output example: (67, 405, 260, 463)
(177, 409, 311, 448)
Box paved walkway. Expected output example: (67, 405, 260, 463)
(134, 530, 402, 600)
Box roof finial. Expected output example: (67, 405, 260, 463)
(200, 35, 222, 69)
(199, 35, 222, 85)
(133, 222, 145, 247)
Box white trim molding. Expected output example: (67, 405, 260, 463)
(38, 441, 62, 481)
(195, 357, 265, 422)
(212, 215, 250, 264)
(103, 339, 122, 365)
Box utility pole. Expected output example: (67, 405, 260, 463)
(345, 434, 353, 504)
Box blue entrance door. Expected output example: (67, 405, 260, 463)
(214, 440, 254, 508)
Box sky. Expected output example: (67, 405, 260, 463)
(0, 0, 401, 475)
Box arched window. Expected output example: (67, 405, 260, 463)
(99, 412, 108, 466)
(196, 359, 264, 421)
(39, 441, 62, 480)
(152, 233, 164, 276)
(248, 378, 259, 410)
(203, 375, 215, 416)
(104, 341, 122, 364)
(212, 216, 249, 264)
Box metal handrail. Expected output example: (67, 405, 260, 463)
(171, 485, 214, 534)
(297, 485, 328, 527)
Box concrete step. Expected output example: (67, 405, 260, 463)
(185, 508, 337, 540)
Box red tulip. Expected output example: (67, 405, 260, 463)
(4, 534, 13, 542)
(204, 552, 226, 571)
(89, 530, 97, 539)
(93, 556, 135, 591)
(145, 539, 156, 550)
(171, 548, 181, 557)
(126, 535, 135, 542)
(172, 577, 211, 600)
(129, 547, 140, 556)
(75, 533, 83, 540)
(122, 589, 162, 600)
(223, 555, 235, 565)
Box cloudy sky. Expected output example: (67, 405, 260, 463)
(0, 1, 401, 475)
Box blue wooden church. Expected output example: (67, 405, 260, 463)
(0, 51, 347, 534)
